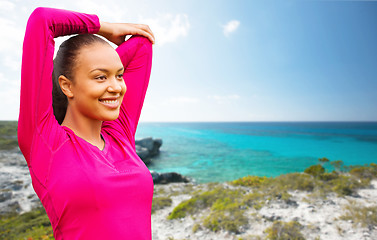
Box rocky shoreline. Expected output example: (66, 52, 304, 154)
(151, 181, 377, 240)
(1, 140, 377, 239)
(135, 137, 163, 165)
(0, 148, 41, 215)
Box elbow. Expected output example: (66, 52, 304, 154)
(24, 7, 52, 42)
(134, 35, 153, 58)
(127, 35, 153, 51)
(135, 35, 153, 50)
(28, 7, 50, 26)
(30, 7, 49, 18)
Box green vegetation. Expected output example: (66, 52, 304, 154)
(238, 235, 263, 240)
(0, 121, 18, 150)
(331, 160, 345, 172)
(2, 158, 377, 238)
(168, 185, 249, 233)
(232, 161, 377, 198)
(0, 206, 54, 240)
(318, 157, 329, 166)
(167, 185, 244, 220)
(304, 164, 325, 177)
(168, 197, 198, 219)
(202, 197, 248, 233)
(151, 196, 172, 214)
(265, 221, 305, 240)
(231, 176, 271, 187)
(340, 201, 377, 228)
(0, 121, 17, 136)
(349, 163, 377, 180)
(167, 159, 377, 236)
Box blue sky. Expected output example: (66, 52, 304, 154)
(0, 0, 376, 121)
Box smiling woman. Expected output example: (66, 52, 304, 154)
(51, 34, 124, 124)
(17, 6, 155, 240)
(56, 37, 127, 148)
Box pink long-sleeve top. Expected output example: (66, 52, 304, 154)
(18, 7, 154, 239)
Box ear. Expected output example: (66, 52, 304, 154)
(58, 75, 74, 98)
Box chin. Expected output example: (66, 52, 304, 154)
(104, 115, 120, 121)
(101, 111, 120, 121)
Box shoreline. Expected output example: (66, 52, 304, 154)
(1, 148, 377, 239)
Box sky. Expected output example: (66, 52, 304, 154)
(0, 0, 376, 122)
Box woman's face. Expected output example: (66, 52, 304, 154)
(68, 43, 126, 122)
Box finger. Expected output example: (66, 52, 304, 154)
(136, 28, 155, 44)
(135, 24, 155, 41)
(125, 24, 155, 44)
(140, 24, 155, 38)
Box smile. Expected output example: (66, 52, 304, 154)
(99, 98, 120, 109)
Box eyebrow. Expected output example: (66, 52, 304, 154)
(90, 67, 124, 73)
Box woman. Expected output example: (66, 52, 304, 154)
(18, 6, 155, 239)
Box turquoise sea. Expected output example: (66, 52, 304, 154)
(135, 122, 377, 183)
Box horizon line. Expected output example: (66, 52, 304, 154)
(1, 120, 377, 123)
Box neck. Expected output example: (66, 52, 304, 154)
(61, 105, 104, 150)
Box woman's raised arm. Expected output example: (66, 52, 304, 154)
(99, 22, 154, 144)
(101, 35, 153, 145)
(18, 7, 100, 161)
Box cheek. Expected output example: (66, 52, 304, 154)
(88, 87, 104, 99)
(74, 82, 104, 104)
(122, 82, 127, 94)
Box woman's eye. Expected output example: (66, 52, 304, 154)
(96, 76, 107, 80)
(117, 74, 124, 79)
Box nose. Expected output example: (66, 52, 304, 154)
(107, 76, 125, 93)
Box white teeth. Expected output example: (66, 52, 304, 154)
(101, 100, 118, 104)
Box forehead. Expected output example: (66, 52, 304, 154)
(75, 43, 123, 72)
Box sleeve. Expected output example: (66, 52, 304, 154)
(102, 35, 153, 146)
(17, 7, 100, 162)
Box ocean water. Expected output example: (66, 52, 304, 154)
(135, 122, 377, 183)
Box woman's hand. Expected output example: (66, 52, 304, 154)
(98, 21, 155, 46)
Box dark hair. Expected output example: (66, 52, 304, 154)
(52, 34, 109, 124)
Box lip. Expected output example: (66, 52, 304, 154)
(99, 97, 121, 109)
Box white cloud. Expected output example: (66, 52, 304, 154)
(3, 56, 21, 72)
(0, 73, 19, 87)
(0, 0, 15, 11)
(168, 96, 199, 104)
(0, 18, 24, 55)
(158, 96, 200, 108)
(139, 13, 190, 46)
(222, 20, 240, 37)
(0, 73, 20, 120)
(73, 0, 126, 22)
(0, 96, 19, 120)
(207, 94, 240, 104)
